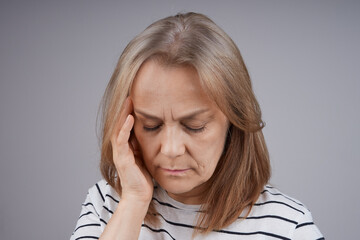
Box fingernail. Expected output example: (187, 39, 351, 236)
(125, 115, 130, 124)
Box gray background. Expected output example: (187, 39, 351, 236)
(0, 0, 359, 239)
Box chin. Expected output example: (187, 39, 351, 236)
(157, 178, 196, 195)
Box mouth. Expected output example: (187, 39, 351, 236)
(161, 168, 191, 176)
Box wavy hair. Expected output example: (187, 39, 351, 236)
(99, 12, 270, 234)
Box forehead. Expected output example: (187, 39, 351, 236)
(130, 60, 212, 108)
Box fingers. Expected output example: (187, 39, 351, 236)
(110, 97, 136, 168)
(116, 114, 134, 145)
(111, 114, 135, 170)
(111, 97, 133, 144)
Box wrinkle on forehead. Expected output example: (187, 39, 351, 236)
(171, 108, 175, 121)
(131, 59, 217, 122)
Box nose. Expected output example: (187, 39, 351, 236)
(160, 126, 185, 158)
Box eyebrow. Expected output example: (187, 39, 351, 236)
(134, 108, 210, 121)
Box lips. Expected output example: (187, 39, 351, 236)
(161, 168, 190, 175)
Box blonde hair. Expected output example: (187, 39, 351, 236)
(99, 12, 270, 234)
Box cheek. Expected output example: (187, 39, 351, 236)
(189, 137, 225, 174)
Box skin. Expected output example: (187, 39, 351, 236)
(131, 60, 229, 204)
(100, 60, 229, 239)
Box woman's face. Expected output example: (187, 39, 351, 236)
(131, 60, 229, 204)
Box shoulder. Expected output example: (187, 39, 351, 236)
(251, 185, 324, 239)
(87, 179, 119, 203)
(256, 185, 309, 217)
(84, 179, 120, 221)
(70, 180, 119, 239)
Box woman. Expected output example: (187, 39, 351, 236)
(70, 12, 324, 239)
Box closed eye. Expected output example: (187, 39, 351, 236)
(143, 124, 206, 133)
(183, 124, 206, 133)
(143, 125, 161, 132)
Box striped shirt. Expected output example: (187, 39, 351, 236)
(70, 179, 324, 239)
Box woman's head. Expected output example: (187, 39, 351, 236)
(131, 59, 229, 205)
(100, 12, 270, 233)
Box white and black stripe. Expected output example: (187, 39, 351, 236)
(70, 179, 324, 239)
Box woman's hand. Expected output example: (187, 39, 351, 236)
(100, 98, 152, 240)
(110, 97, 153, 204)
